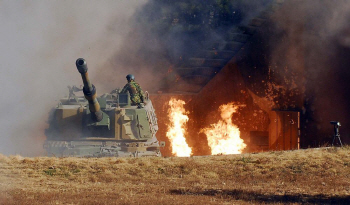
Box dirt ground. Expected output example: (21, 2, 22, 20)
(1, 147, 350, 204)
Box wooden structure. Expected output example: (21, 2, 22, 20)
(269, 111, 300, 150)
(149, 1, 302, 155)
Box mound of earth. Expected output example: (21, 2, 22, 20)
(1, 147, 349, 204)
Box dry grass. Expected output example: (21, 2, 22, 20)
(1, 147, 350, 205)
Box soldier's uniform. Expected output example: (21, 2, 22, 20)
(120, 81, 145, 106)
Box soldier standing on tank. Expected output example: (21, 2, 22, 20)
(120, 74, 145, 107)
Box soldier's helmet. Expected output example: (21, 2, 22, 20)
(126, 74, 135, 81)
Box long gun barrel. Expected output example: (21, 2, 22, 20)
(76, 58, 103, 122)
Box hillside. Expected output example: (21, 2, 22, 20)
(1, 147, 350, 205)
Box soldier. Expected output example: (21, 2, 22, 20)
(120, 74, 145, 107)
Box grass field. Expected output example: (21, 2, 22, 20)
(1, 147, 350, 204)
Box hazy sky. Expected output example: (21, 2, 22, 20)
(0, 0, 147, 156)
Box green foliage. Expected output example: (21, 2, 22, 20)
(43, 169, 56, 176)
(43, 167, 79, 177)
(287, 163, 304, 174)
(239, 156, 262, 164)
(72, 169, 80, 174)
(240, 156, 252, 163)
(157, 167, 165, 174)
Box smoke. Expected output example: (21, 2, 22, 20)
(97, 0, 274, 93)
(0, 0, 147, 156)
(0, 0, 272, 156)
(101, 0, 275, 156)
(264, 0, 350, 144)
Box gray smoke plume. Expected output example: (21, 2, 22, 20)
(98, 0, 274, 93)
(266, 0, 350, 144)
(0, 0, 147, 156)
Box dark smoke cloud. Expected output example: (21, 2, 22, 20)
(263, 0, 350, 145)
(0, 0, 147, 156)
(96, 0, 274, 93)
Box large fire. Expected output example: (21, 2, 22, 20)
(166, 98, 192, 157)
(201, 103, 247, 155)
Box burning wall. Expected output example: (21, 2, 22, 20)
(150, 58, 271, 156)
(166, 98, 192, 157)
(200, 103, 247, 155)
(150, 94, 194, 156)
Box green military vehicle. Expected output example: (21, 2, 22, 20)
(44, 58, 164, 157)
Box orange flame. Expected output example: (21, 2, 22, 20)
(201, 103, 246, 155)
(166, 98, 192, 157)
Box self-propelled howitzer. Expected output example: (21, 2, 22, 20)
(44, 58, 164, 157)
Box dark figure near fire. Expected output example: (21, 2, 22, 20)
(120, 74, 145, 106)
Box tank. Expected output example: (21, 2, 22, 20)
(44, 58, 165, 157)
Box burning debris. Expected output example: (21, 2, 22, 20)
(166, 98, 192, 157)
(201, 103, 247, 155)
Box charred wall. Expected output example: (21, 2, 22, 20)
(259, 0, 350, 146)
(210, 0, 350, 147)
